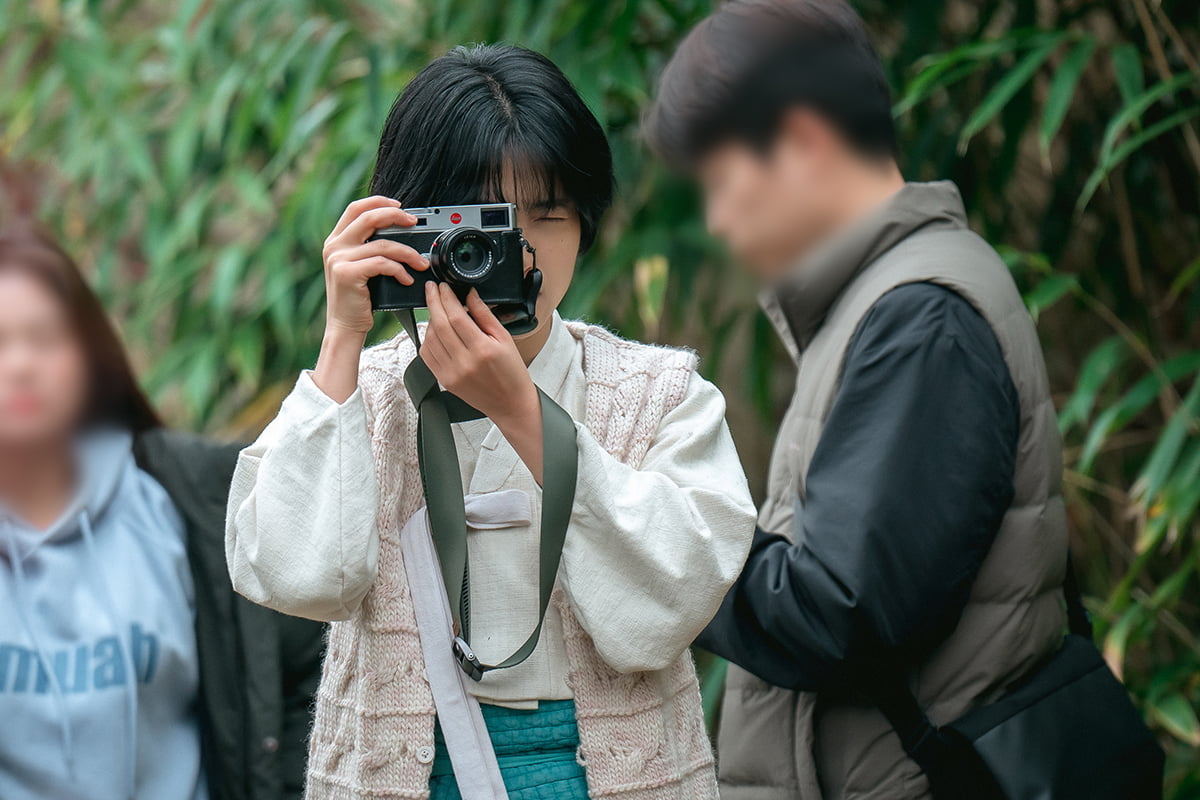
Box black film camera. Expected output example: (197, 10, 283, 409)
(367, 203, 541, 334)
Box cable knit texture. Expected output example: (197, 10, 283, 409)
(305, 321, 717, 800)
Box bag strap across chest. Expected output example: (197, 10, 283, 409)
(394, 310, 579, 680)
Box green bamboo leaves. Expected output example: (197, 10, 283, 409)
(1040, 37, 1097, 164)
(902, 27, 1199, 208)
(958, 35, 1063, 153)
(1079, 73, 1200, 210)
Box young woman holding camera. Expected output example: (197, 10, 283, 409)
(0, 189, 324, 800)
(225, 44, 756, 800)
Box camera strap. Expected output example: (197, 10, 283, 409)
(393, 308, 578, 681)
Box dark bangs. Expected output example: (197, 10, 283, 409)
(369, 44, 614, 253)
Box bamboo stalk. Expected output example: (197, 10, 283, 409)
(1132, 0, 1200, 175)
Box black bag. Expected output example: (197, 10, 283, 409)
(870, 559, 1165, 800)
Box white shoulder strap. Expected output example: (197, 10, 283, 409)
(400, 506, 508, 800)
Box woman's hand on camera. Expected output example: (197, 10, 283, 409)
(314, 196, 429, 403)
(422, 283, 545, 483)
(322, 196, 428, 336)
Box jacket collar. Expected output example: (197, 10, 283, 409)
(526, 311, 574, 399)
(760, 180, 969, 361)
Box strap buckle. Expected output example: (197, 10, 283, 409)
(453, 636, 484, 682)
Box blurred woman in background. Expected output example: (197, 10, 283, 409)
(0, 179, 325, 800)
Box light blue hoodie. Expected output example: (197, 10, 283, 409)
(0, 430, 206, 800)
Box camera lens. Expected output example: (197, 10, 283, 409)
(453, 238, 487, 272)
(431, 228, 496, 285)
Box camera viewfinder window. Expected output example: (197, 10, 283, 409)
(481, 207, 509, 228)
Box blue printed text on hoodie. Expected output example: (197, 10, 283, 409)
(0, 430, 206, 800)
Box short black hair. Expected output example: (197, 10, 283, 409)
(370, 44, 614, 253)
(644, 0, 896, 169)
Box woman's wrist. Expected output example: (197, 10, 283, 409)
(313, 325, 366, 404)
(490, 381, 546, 483)
(488, 379, 541, 428)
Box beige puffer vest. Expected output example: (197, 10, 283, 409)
(715, 182, 1068, 800)
(305, 322, 719, 800)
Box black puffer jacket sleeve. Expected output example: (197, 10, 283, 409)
(697, 282, 1020, 691)
(135, 429, 325, 800)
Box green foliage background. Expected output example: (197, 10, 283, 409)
(2, 0, 1198, 794)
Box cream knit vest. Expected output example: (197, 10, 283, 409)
(305, 321, 718, 800)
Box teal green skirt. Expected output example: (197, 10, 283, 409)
(428, 699, 589, 800)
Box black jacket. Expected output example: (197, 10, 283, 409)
(697, 282, 1020, 689)
(135, 429, 324, 800)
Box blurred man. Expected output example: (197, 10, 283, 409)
(645, 1, 1069, 798)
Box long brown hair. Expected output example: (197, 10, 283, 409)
(0, 166, 162, 434)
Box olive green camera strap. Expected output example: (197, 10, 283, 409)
(394, 310, 578, 680)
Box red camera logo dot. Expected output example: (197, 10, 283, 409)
(450, 213, 462, 224)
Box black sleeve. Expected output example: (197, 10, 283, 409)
(278, 615, 326, 799)
(696, 282, 1020, 691)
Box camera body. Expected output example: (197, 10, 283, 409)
(367, 203, 529, 312)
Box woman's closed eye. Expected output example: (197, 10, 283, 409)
(524, 203, 572, 224)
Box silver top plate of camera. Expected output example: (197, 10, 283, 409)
(376, 203, 517, 235)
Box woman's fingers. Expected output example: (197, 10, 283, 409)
(424, 279, 444, 317)
(341, 256, 419, 286)
(340, 206, 416, 246)
(343, 239, 429, 272)
(419, 328, 446, 371)
(424, 282, 468, 355)
(465, 289, 509, 339)
(329, 196, 401, 239)
(438, 283, 489, 346)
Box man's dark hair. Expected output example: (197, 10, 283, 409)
(644, 0, 896, 169)
(370, 44, 614, 253)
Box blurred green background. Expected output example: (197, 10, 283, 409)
(2, 0, 1198, 795)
